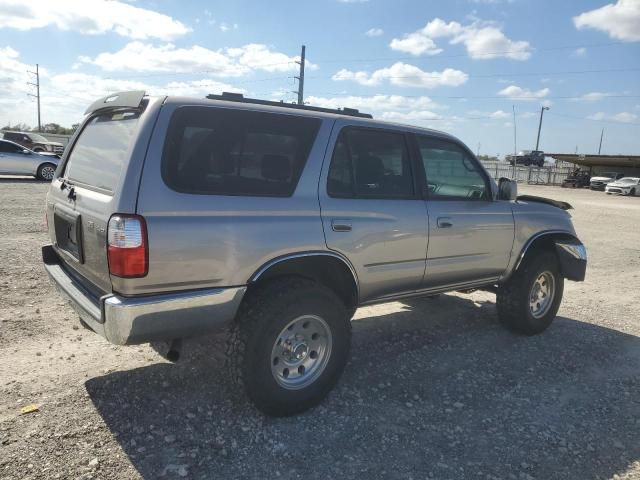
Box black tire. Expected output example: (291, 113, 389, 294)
(226, 277, 351, 416)
(36, 163, 56, 181)
(631, 188, 636, 196)
(497, 251, 564, 335)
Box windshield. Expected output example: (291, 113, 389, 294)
(28, 133, 49, 143)
(618, 178, 637, 184)
(601, 172, 618, 178)
(64, 110, 140, 192)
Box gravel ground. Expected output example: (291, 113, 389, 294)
(0, 178, 639, 480)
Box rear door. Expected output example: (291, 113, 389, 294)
(415, 134, 514, 288)
(47, 109, 143, 293)
(319, 123, 428, 302)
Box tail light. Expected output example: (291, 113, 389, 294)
(107, 214, 148, 278)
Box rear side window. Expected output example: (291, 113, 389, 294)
(162, 107, 321, 197)
(327, 127, 415, 199)
(64, 111, 140, 192)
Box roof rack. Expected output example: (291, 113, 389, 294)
(205, 92, 373, 119)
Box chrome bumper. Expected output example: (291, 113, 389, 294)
(42, 245, 246, 345)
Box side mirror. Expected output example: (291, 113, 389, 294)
(22, 149, 31, 155)
(498, 177, 518, 200)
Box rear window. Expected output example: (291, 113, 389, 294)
(162, 106, 321, 197)
(64, 111, 140, 192)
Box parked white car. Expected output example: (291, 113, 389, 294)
(605, 177, 640, 196)
(0, 139, 60, 180)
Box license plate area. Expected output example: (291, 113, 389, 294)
(54, 208, 84, 263)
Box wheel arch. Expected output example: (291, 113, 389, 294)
(507, 230, 586, 282)
(249, 251, 359, 309)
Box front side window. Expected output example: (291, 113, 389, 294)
(162, 107, 320, 197)
(417, 136, 488, 200)
(327, 128, 415, 199)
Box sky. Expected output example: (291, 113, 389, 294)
(0, 0, 639, 157)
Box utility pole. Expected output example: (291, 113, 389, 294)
(535, 105, 549, 151)
(294, 45, 306, 105)
(476, 142, 481, 157)
(27, 64, 41, 132)
(512, 105, 517, 180)
(598, 128, 604, 154)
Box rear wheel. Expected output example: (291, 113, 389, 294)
(630, 188, 636, 196)
(226, 277, 351, 416)
(37, 163, 56, 181)
(497, 251, 564, 335)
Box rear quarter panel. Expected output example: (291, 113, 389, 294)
(128, 102, 334, 296)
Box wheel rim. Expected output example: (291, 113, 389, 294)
(529, 271, 555, 319)
(270, 315, 332, 390)
(41, 166, 55, 180)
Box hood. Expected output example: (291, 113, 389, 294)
(590, 176, 614, 182)
(607, 181, 632, 188)
(42, 141, 64, 147)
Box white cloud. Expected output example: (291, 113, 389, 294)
(574, 0, 640, 42)
(0, 0, 190, 40)
(572, 92, 612, 102)
(587, 111, 638, 123)
(519, 112, 537, 119)
(365, 28, 384, 37)
(390, 17, 531, 60)
(573, 47, 588, 57)
(489, 110, 511, 119)
(306, 94, 441, 112)
(389, 33, 443, 56)
(497, 84, 550, 100)
(332, 62, 468, 88)
(80, 42, 316, 75)
(0, 45, 244, 127)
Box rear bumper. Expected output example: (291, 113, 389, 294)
(42, 245, 246, 345)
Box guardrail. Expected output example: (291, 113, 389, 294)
(480, 161, 573, 185)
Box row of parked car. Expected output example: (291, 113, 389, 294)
(562, 169, 640, 196)
(0, 132, 63, 180)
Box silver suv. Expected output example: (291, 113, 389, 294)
(42, 91, 587, 416)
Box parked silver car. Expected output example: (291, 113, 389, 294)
(42, 91, 587, 416)
(0, 139, 59, 180)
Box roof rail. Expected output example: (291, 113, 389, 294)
(205, 92, 373, 119)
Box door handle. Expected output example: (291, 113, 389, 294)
(437, 217, 453, 228)
(331, 220, 352, 232)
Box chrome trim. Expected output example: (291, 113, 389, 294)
(249, 250, 360, 299)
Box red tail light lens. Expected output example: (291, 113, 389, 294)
(107, 214, 148, 278)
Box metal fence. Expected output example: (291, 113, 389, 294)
(480, 161, 573, 185)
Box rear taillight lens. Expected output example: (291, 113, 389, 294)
(107, 214, 148, 278)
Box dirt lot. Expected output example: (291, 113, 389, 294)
(0, 178, 639, 480)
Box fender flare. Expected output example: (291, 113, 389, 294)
(249, 250, 360, 300)
(509, 230, 586, 282)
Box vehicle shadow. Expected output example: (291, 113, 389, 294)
(86, 294, 640, 480)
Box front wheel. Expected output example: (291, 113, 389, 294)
(37, 163, 56, 181)
(497, 251, 564, 335)
(226, 277, 351, 416)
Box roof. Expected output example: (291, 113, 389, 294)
(546, 153, 640, 168)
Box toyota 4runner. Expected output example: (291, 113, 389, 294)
(42, 91, 587, 416)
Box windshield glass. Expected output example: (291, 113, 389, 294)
(601, 172, 618, 178)
(618, 178, 636, 184)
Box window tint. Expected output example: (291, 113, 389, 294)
(0, 141, 23, 153)
(417, 136, 488, 200)
(162, 107, 320, 197)
(327, 128, 414, 199)
(64, 111, 141, 192)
